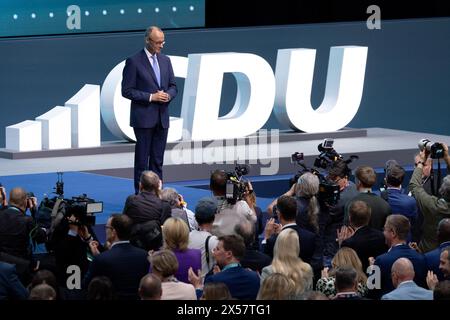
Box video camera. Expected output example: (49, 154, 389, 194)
(314, 139, 342, 170)
(225, 164, 250, 204)
(37, 173, 103, 229)
(418, 139, 445, 159)
(290, 139, 358, 206)
(65, 194, 103, 227)
(290, 151, 340, 206)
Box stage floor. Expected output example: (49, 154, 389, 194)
(0, 127, 449, 181)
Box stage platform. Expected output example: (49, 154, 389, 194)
(0, 127, 448, 181)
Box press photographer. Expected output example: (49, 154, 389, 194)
(210, 167, 256, 237)
(409, 141, 450, 253)
(0, 187, 46, 283)
(49, 201, 101, 286)
(37, 173, 104, 286)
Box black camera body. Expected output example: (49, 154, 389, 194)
(317, 177, 340, 206)
(65, 194, 103, 227)
(419, 139, 445, 159)
(225, 165, 250, 204)
(314, 139, 342, 170)
(290, 139, 358, 206)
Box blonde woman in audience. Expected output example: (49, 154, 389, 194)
(162, 217, 201, 283)
(316, 247, 368, 298)
(257, 273, 293, 300)
(260, 228, 313, 299)
(200, 282, 232, 300)
(150, 250, 197, 300)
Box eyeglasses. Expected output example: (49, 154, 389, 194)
(148, 39, 165, 45)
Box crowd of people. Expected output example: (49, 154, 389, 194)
(1, 146, 450, 301)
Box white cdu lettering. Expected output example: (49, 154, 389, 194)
(274, 46, 368, 133)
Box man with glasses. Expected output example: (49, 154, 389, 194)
(84, 214, 149, 299)
(122, 25, 177, 194)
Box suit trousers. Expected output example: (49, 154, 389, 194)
(133, 125, 168, 192)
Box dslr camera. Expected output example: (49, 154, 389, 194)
(418, 139, 445, 159)
(225, 165, 250, 204)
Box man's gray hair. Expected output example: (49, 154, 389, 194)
(145, 26, 162, 39)
(161, 188, 179, 208)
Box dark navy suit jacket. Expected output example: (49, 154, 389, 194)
(84, 242, 149, 300)
(425, 241, 450, 281)
(122, 49, 177, 129)
(374, 244, 428, 296)
(204, 266, 260, 300)
(341, 225, 388, 271)
(264, 224, 317, 264)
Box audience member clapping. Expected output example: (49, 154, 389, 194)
(162, 217, 201, 283)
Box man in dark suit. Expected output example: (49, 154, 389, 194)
(84, 214, 150, 300)
(373, 215, 427, 297)
(340, 200, 388, 271)
(122, 25, 177, 193)
(199, 235, 260, 300)
(263, 196, 317, 267)
(235, 220, 271, 274)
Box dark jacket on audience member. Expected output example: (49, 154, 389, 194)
(264, 224, 317, 265)
(0, 206, 34, 260)
(204, 265, 260, 300)
(123, 191, 171, 225)
(84, 242, 149, 300)
(341, 225, 388, 271)
(374, 244, 428, 296)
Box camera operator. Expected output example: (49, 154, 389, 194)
(322, 160, 358, 266)
(0, 187, 46, 282)
(409, 143, 450, 253)
(209, 170, 256, 237)
(50, 205, 98, 286)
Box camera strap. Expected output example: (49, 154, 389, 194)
(205, 235, 212, 267)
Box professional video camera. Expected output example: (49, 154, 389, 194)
(314, 138, 343, 170)
(419, 138, 445, 159)
(36, 173, 103, 230)
(290, 139, 358, 206)
(225, 164, 250, 204)
(290, 151, 340, 206)
(65, 194, 103, 227)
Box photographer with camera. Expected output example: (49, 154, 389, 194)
(409, 142, 450, 253)
(209, 169, 256, 237)
(50, 203, 99, 287)
(322, 160, 358, 266)
(0, 187, 46, 283)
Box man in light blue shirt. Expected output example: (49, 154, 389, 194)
(382, 257, 433, 300)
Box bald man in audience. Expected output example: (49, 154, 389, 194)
(382, 258, 433, 300)
(139, 274, 162, 300)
